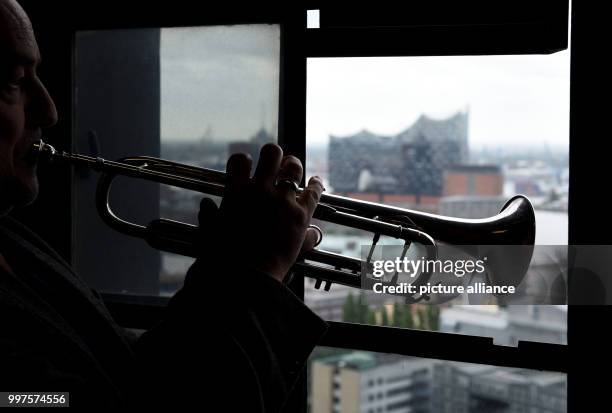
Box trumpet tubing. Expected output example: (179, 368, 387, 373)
(31, 140, 536, 303)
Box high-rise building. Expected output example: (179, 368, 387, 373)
(439, 305, 567, 346)
(328, 111, 468, 197)
(310, 352, 432, 413)
(431, 362, 566, 413)
(443, 165, 503, 197)
(309, 350, 566, 413)
(438, 164, 505, 218)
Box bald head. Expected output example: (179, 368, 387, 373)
(0, 0, 28, 22)
(0, 0, 32, 34)
(0, 0, 38, 64)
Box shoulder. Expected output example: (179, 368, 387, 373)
(0, 215, 74, 274)
(0, 215, 61, 255)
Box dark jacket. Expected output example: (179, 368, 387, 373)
(0, 216, 327, 410)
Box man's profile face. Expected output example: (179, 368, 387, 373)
(0, 0, 57, 215)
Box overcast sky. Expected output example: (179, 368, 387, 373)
(161, 25, 280, 142)
(161, 26, 569, 149)
(307, 52, 570, 148)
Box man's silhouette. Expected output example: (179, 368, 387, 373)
(0, 0, 327, 409)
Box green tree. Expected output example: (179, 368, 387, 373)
(401, 306, 414, 329)
(365, 308, 376, 325)
(381, 306, 389, 326)
(356, 292, 369, 324)
(419, 307, 430, 330)
(428, 306, 440, 331)
(342, 293, 355, 323)
(413, 307, 422, 329)
(392, 303, 402, 327)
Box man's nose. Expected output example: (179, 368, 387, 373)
(27, 78, 58, 130)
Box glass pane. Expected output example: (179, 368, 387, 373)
(308, 347, 567, 413)
(159, 25, 280, 296)
(305, 52, 569, 345)
(74, 25, 280, 296)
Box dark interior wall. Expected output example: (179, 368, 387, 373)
(72, 29, 161, 294)
(302, 0, 568, 56)
(567, 1, 612, 411)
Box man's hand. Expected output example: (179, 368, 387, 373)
(197, 144, 324, 283)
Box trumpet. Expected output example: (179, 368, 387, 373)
(31, 140, 535, 303)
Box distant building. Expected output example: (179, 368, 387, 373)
(305, 281, 403, 322)
(328, 111, 469, 199)
(439, 196, 506, 219)
(381, 193, 441, 214)
(309, 350, 566, 413)
(400, 135, 462, 199)
(310, 352, 433, 413)
(228, 127, 275, 165)
(443, 165, 503, 197)
(305, 282, 352, 321)
(432, 362, 566, 413)
(439, 305, 567, 346)
(503, 163, 562, 207)
(438, 164, 505, 218)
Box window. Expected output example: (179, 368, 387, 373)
(73, 25, 280, 296)
(304, 33, 569, 348)
(302, 3, 570, 412)
(42, 2, 571, 412)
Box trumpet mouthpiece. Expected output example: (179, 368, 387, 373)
(26, 139, 57, 166)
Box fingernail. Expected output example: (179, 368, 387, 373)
(311, 176, 325, 191)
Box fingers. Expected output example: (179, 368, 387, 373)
(254, 143, 283, 187)
(276, 155, 303, 200)
(226, 153, 252, 191)
(300, 225, 323, 253)
(197, 197, 219, 228)
(197, 197, 220, 248)
(278, 155, 304, 184)
(298, 176, 325, 216)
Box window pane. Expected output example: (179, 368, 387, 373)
(305, 53, 569, 345)
(74, 25, 280, 296)
(159, 25, 280, 296)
